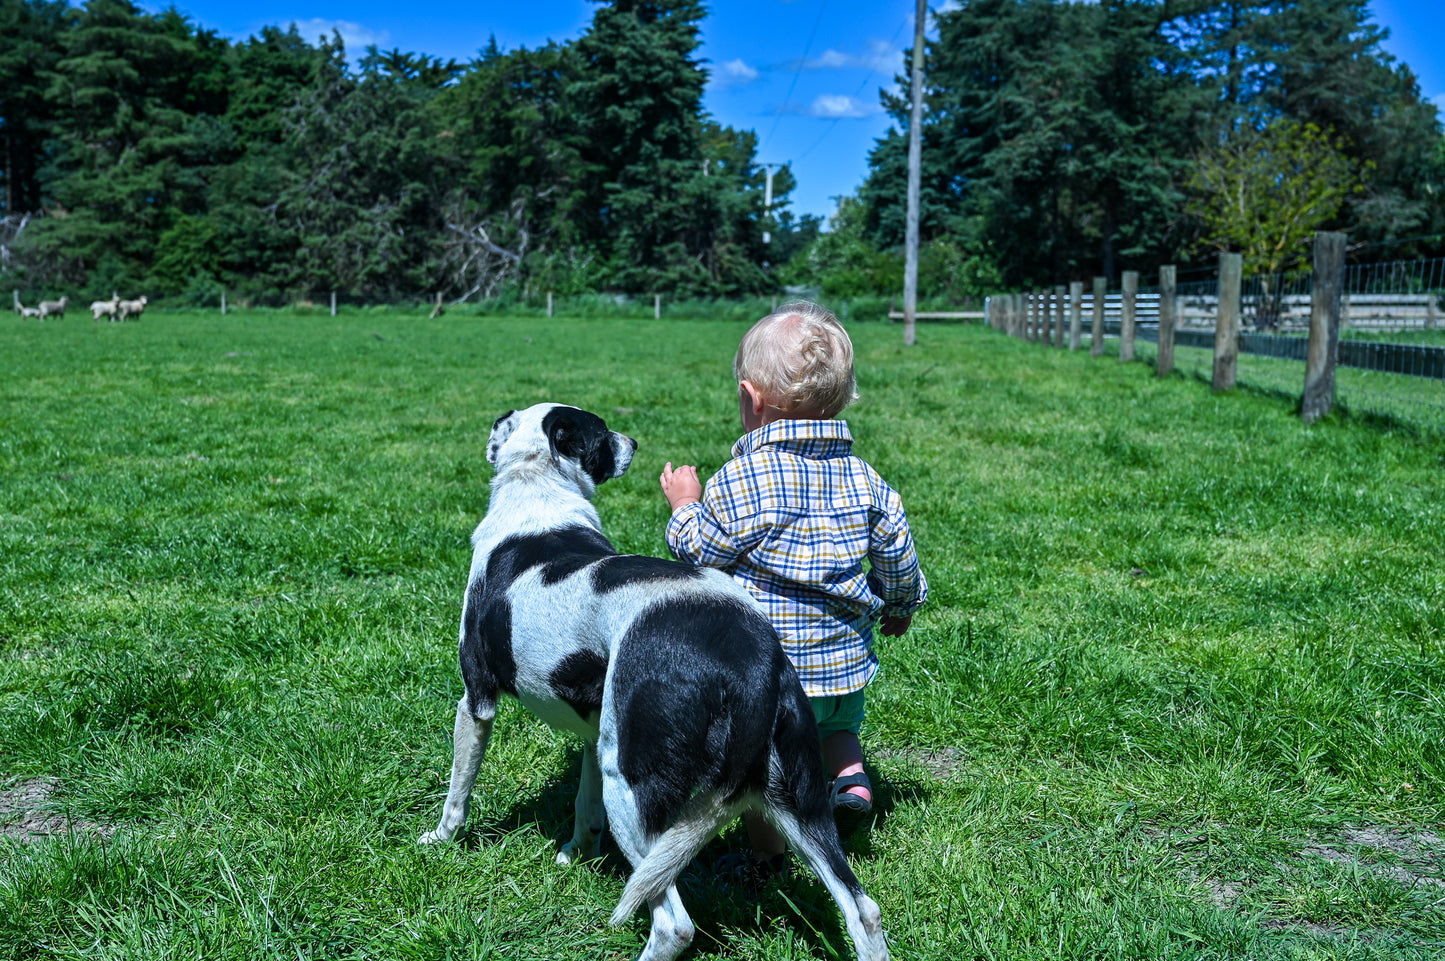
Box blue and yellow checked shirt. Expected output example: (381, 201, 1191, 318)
(666, 419, 927, 697)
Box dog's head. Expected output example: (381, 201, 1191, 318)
(486, 404, 637, 493)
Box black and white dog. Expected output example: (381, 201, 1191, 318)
(420, 403, 888, 961)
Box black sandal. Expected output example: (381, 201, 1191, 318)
(831, 772, 873, 838)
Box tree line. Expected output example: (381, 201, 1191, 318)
(850, 0, 1445, 295)
(1, 0, 814, 304)
(4, 0, 1442, 307)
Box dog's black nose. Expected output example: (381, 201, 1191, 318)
(627, 436, 638, 450)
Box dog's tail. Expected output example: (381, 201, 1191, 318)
(608, 796, 732, 926)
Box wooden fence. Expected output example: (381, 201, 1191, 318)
(984, 233, 1445, 427)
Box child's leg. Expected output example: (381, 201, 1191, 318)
(745, 811, 787, 859)
(822, 731, 872, 803)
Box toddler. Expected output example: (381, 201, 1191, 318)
(659, 301, 928, 874)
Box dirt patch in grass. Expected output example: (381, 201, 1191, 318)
(875, 746, 968, 779)
(0, 777, 111, 841)
(1164, 821, 1444, 942)
(1303, 824, 1445, 891)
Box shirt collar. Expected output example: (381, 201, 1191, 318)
(732, 418, 854, 460)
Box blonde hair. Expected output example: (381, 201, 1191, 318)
(734, 301, 858, 417)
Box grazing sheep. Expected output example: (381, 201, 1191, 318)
(37, 296, 68, 319)
(19, 305, 41, 319)
(117, 295, 148, 322)
(90, 294, 120, 322)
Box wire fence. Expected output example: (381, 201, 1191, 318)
(987, 251, 1445, 437)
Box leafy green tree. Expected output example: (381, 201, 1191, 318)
(1186, 118, 1362, 277)
(862, 0, 1205, 288)
(783, 197, 902, 298)
(31, 0, 230, 289)
(272, 40, 450, 297)
(570, 0, 775, 294)
(0, 0, 68, 216)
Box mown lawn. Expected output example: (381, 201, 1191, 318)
(2, 309, 1442, 960)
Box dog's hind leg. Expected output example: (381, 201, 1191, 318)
(608, 833, 696, 961)
(419, 696, 495, 844)
(771, 809, 888, 961)
(557, 740, 605, 865)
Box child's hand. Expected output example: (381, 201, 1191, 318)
(878, 614, 912, 637)
(660, 462, 702, 511)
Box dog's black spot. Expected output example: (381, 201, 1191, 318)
(460, 524, 616, 716)
(548, 650, 608, 722)
(542, 406, 616, 485)
(591, 555, 706, 594)
(460, 575, 517, 715)
(610, 597, 787, 836)
(490, 525, 615, 586)
(487, 409, 517, 463)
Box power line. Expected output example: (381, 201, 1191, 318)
(797, 16, 910, 162)
(763, 0, 829, 150)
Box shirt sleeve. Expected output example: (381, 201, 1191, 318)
(665, 492, 752, 569)
(867, 490, 928, 618)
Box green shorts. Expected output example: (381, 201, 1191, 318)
(810, 689, 866, 740)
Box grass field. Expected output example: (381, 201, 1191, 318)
(2, 310, 1443, 960)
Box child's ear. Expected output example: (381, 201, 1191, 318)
(739, 380, 766, 417)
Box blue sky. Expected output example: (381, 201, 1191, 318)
(146, 1, 1444, 223)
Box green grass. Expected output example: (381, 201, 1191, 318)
(2, 310, 1443, 960)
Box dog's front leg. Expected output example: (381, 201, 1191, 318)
(557, 740, 605, 864)
(419, 696, 495, 844)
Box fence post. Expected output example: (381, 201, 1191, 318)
(1213, 252, 1242, 392)
(1119, 271, 1138, 362)
(1090, 276, 1106, 357)
(1053, 285, 1066, 348)
(1302, 232, 1346, 424)
(547, 291, 554, 318)
(1157, 265, 1176, 378)
(1068, 281, 1083, 350)
(654, 293, 661, 320)
(221, 289, 227, 316)
(330, 291, 337, 317)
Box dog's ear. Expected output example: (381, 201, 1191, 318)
(486, 410, 518, 466)
(543, 406, 618, 485)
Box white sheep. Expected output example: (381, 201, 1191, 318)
(117, 295, 148, 322)
(90, 293, 120, 322)
(19, 306, 41, 319)
(37, 295, 68, 319)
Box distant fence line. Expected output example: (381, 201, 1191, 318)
(983, 234, 1445, 435)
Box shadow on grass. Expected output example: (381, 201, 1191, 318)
(458, 745, 926, 958)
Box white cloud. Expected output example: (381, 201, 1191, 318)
(1432, 92, 1445, 113)
(291, 18, 390, 55)
(711, 58, 760, 89)
(796, 39, 903, 75)
(806, 95, 881, 119)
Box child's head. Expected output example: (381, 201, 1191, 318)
(734, 302, 858, 427)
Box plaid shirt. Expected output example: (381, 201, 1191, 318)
(666, 419, 927, 697)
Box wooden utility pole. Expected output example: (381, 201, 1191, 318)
(902, 0, 926, 347)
